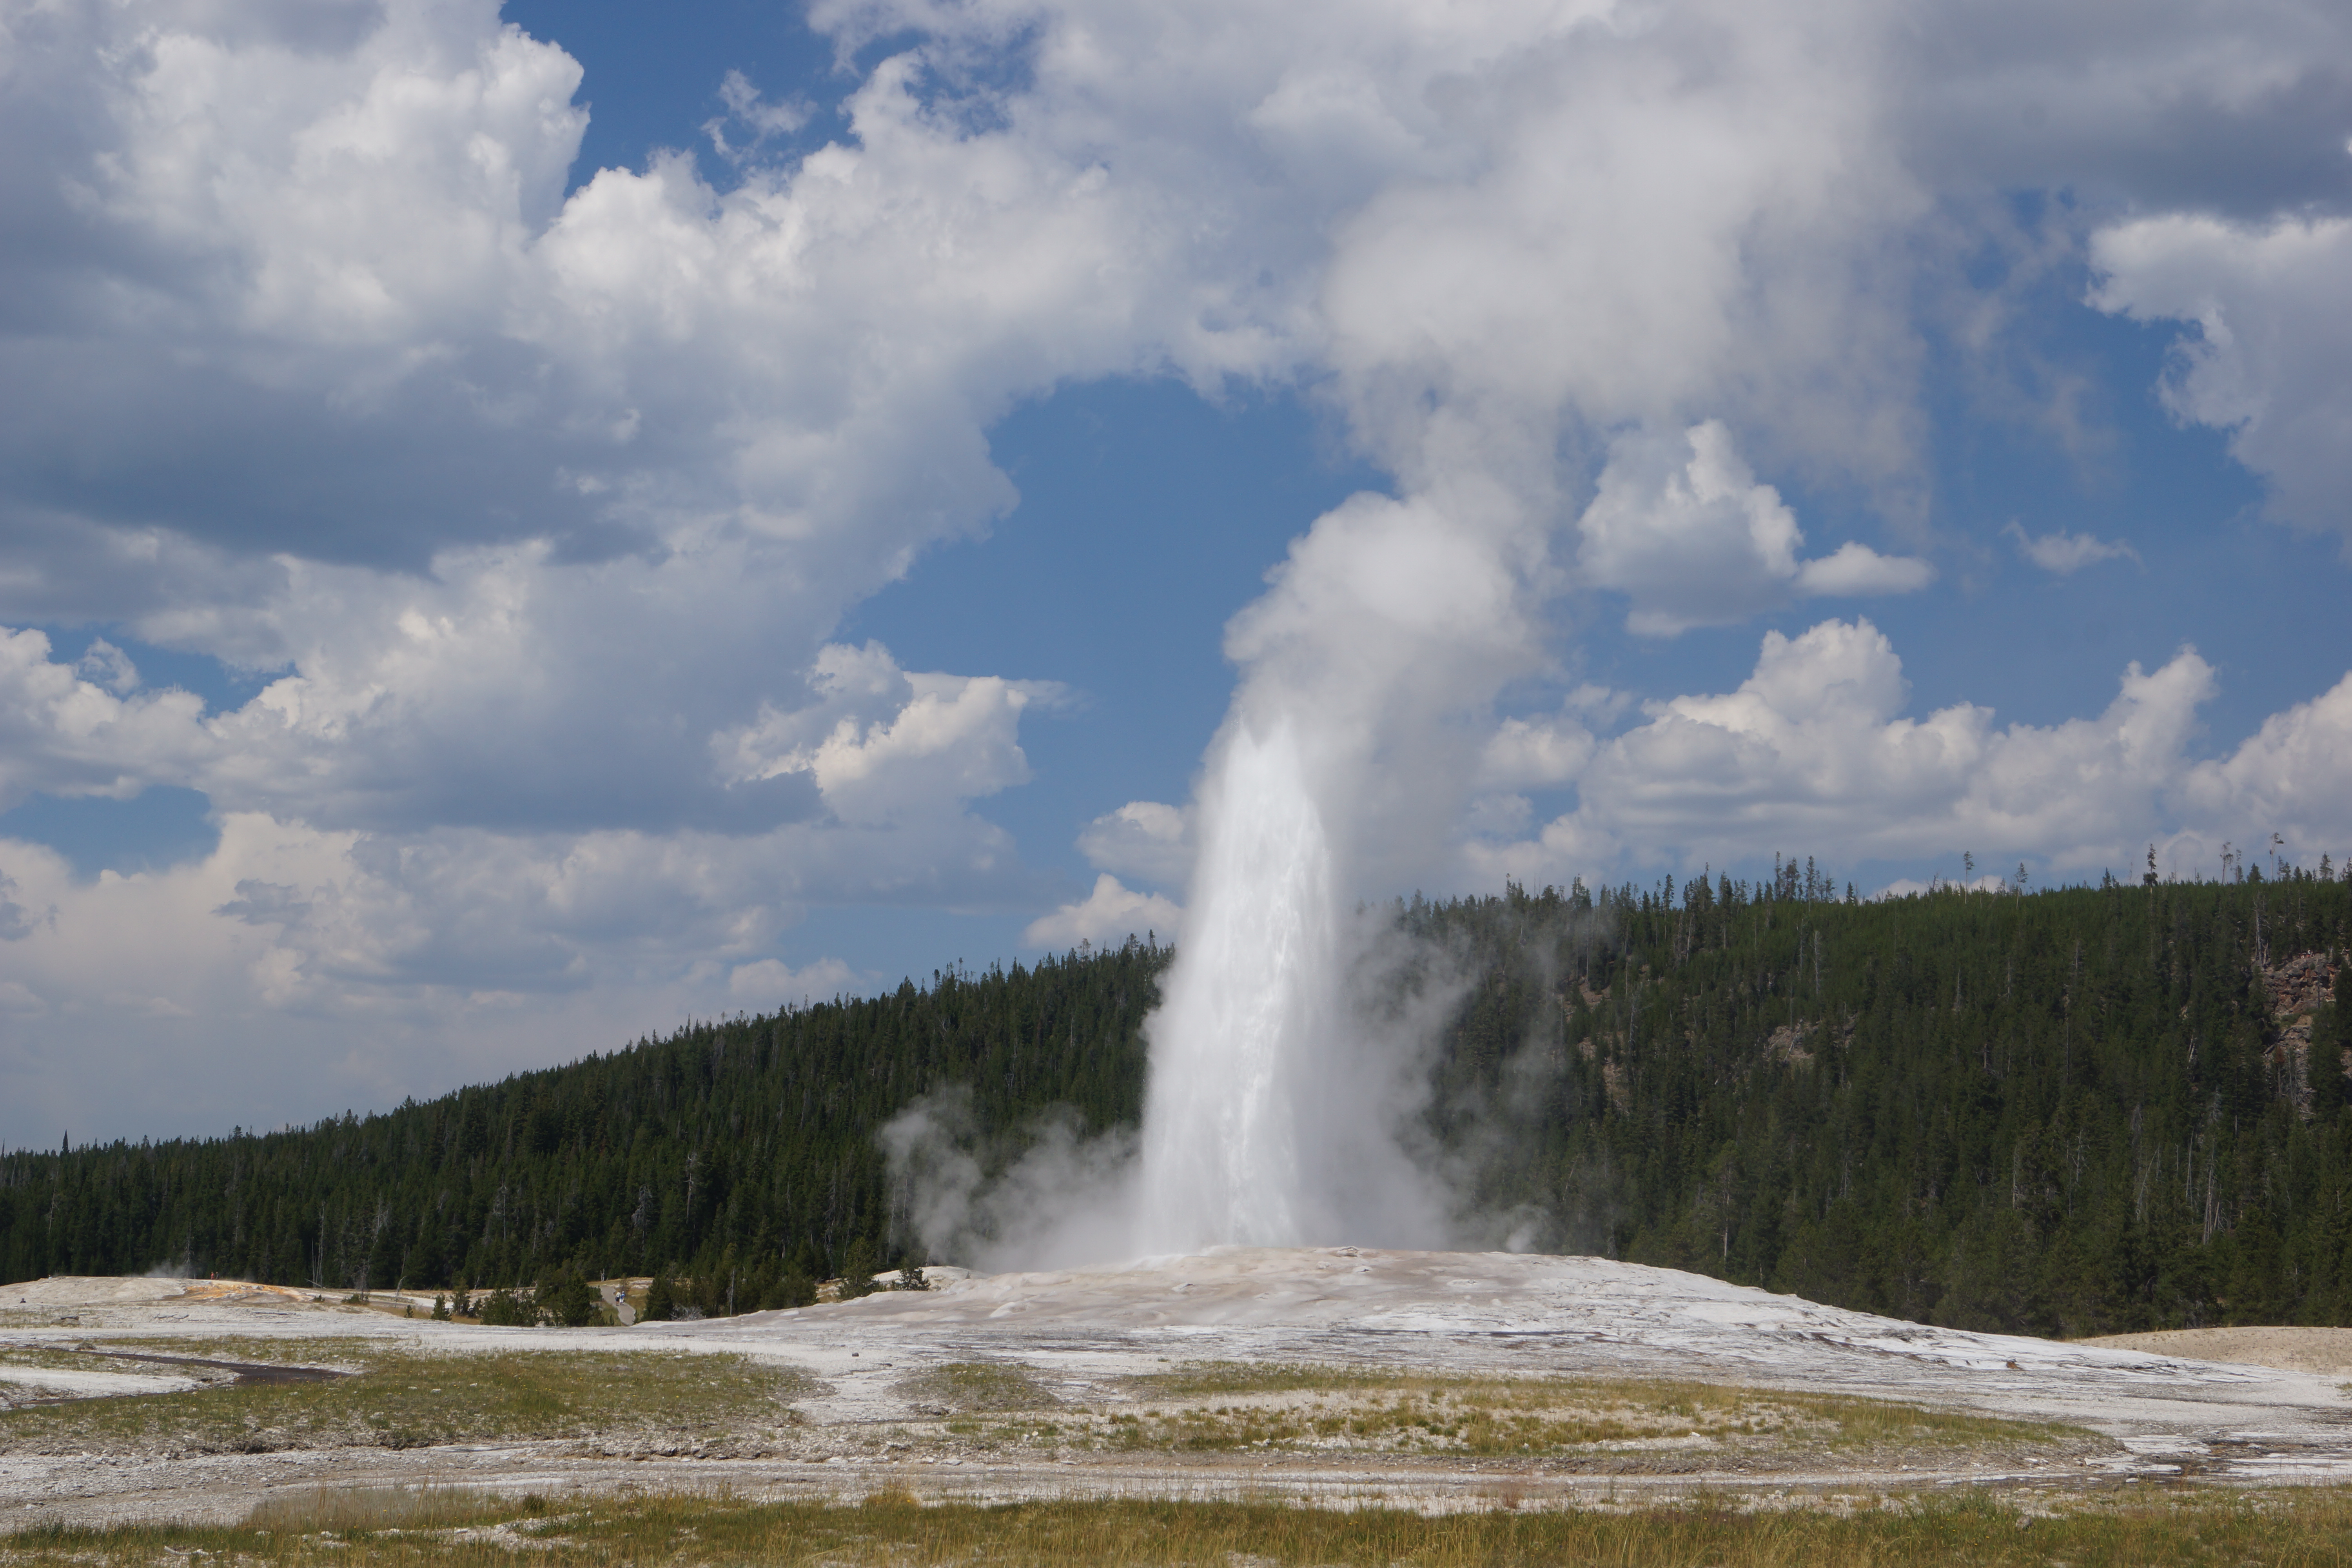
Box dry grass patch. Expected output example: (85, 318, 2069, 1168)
(7, 1488, 2352, 1565)
(898, 1361, 1061, 1413)
(1074, 1361, 2082, 1459)
(244, 1484, 520, 1534)
(0, 1339, 813, 1457)
(0, 1345, 136, 1377)
(106, 1333, 379, 1364)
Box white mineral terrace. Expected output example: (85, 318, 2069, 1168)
(4, 1247, 2351, 1529)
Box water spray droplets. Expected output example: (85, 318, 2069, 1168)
(1137, 719, 1335, 1251)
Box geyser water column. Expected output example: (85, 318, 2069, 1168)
(1129, 488, 1530, 1256)
(1134, 718, 1336, 1251)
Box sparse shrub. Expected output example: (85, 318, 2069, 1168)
(838, 1238, 880, 1299)
(766, 1265, 816, 1310)
(537, 1267, 599, 1328)
(476, 1287, 538, 1327)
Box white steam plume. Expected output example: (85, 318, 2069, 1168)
(882, 0, 1981, 1262)
(879, 1088, 1140, 1271)
(1129, 0, 1915, 1253)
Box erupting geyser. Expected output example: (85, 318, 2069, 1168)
(1133, 708, 1450, 1255)
(1133, 720, 1337, 1251)
(1126, 486, 1534, 1257)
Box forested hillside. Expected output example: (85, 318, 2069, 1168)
(0, 943, 1165, 1316)
(4, 867, 2348, 1336)
(1414, 864, 2352, 1336)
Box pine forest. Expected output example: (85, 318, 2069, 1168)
(3, 864, 2348, 1338)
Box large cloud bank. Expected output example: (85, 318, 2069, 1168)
(1454, 618, 2352, 889)
(2, 0, 2350, 1138)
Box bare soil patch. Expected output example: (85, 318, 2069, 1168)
(2080, 1327, 2352, 1380)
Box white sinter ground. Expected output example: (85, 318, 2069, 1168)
(5, 1247, 2352, 1529)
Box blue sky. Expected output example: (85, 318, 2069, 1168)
(2, 0, 2349, 1144)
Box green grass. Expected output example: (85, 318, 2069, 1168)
(0, 1345, 130, 1376)
(8, 1488, 2352, 1565)
(107, 1332, 379, 1362)
(0, 1339, 813, 1455)
(1132, 1360, 1441, 1397)
(897, 1360, 1062, 1412)
(903, 1361, 2078, 1461)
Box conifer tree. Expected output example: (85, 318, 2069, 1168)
(2321, 961, 2352, 1120)
(539, 1265, 599, 1327)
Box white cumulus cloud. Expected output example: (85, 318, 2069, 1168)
(1076, 801, 1194, 889)
(2005, 522, 2142, 574)
(1577, 423, 1932, 636)
(0, 628, 213, 808)
(1022, 873, 1181, 950)
(1466, 617, 2352, 884)
(2091, 213, 2352, 544)
(717, 641, 1065, 830)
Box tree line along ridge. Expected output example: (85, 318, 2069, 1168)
(3, 865, 2348, 1336)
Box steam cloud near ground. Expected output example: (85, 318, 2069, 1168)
(880, 900, 1613, 1270)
